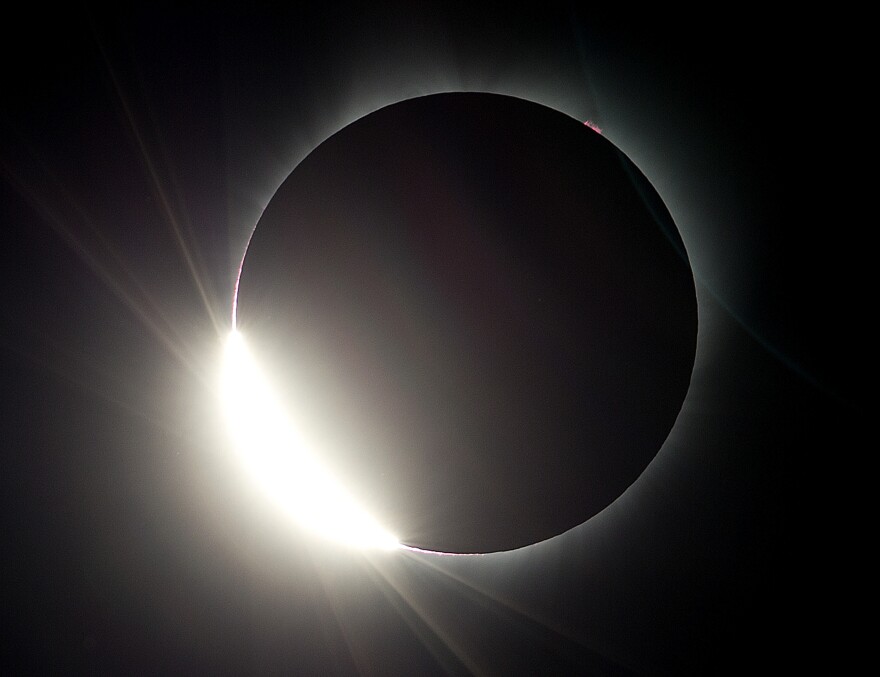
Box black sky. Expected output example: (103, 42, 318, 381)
(1, 4, 863, 675)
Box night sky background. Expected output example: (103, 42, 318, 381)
(1, 4, 863, 675)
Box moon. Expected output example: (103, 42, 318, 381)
(231, 92, 697, 554)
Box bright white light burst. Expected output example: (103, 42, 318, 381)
(221, 330, 400, 550)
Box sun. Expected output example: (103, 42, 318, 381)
(220, 329, 401, 550)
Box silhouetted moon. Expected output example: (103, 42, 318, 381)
(234, 93, 697, 554)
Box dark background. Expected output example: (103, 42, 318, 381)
(1, 4, 862, 675)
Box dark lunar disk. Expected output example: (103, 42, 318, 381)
(235, 93, 697, 554)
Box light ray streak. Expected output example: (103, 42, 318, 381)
(0, 154, 197, 374)
(310, 561, 381, 675)
(94, 33, 224, 337)
(397, 544, 632, 671)
(362, 556, 487, 677)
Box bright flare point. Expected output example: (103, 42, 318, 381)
(221, 330, 400, 550)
